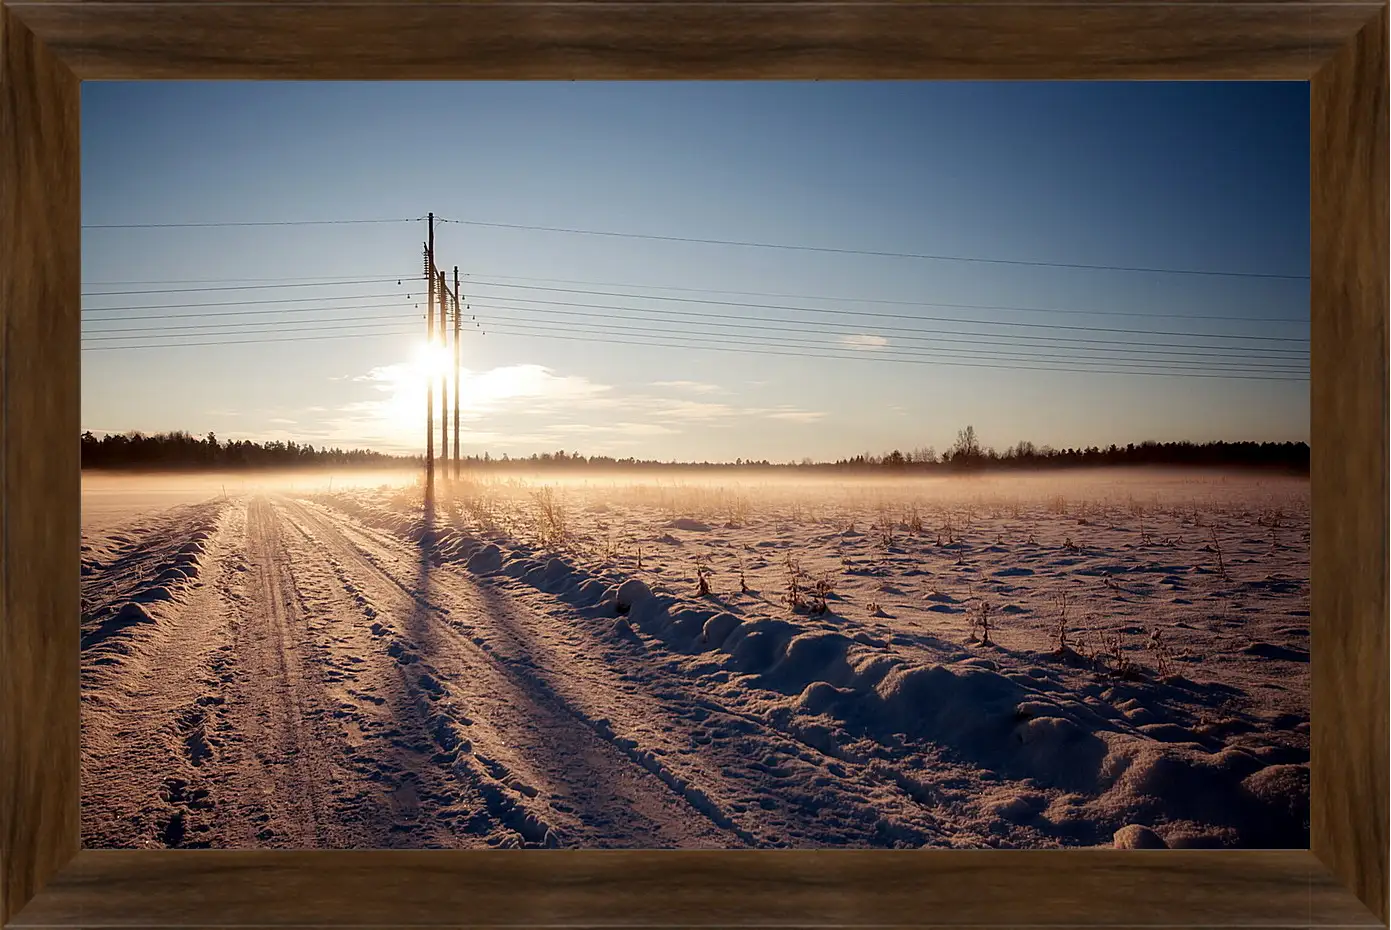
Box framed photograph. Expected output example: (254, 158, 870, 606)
(1, 3, 1385, 928)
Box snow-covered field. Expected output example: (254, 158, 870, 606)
(81, 469, 1310, 850)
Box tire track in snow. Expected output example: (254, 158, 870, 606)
(274, 510, 541, 848)
(279, 498, 747, 848)
(214, 497, 369, 848)
(81, 500, 243, 848)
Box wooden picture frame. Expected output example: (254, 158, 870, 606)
(2, 2, 1386, 926)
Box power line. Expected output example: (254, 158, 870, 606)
(83, 273, 1306, 346)
(83, 217, 424, 230)
(85, 296, 1300, 371)
(463, 289, 1309, 345)
(440, 218, 1309, 282)
(81, 268, 1307, 327)
(84, 320, 419, 342)
(82, 302, 1304, 374)
(462, 274, 1308, 326)
(79, 289, 1303, 369)
(79, 287, 1305, 364)
(83, 271, 413, 288)
(83, 278, 412, 299)
(464, 301, 1306, 366)
(80, 312, 1305, 381)
(82, 329, 419, 352)
(80, 299, 418, 325)
(79, 296, 1307, 382)
(85, 312, 421, 336)
(465, 321, 1307, 383)
(465, 312, 1303, 376)
(83, 292, 413, 314)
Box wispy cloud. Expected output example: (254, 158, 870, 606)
(653, 380, 723, 395)
(547, 422, 678, 437)
(841, 334, 890, 350)
(650, 399, 738, 421)
(766, 409, 825, 423)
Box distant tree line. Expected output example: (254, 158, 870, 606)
(80, 427, 1309, 474)
(827, 426, 1309, 474)
(452, 427, 1309, 475)
(81, 431, 416, 471)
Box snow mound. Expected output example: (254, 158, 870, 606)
(765, 632, 857, 688)
(574, 577, 610, 606)
(795, 680, 856, 716)
(1113, 824, 1168, 849)
(661, 608, 713, 648)
(615, 578, 653, 611)
(466, 544, 503, 573)
(83, 601, 158, 652)
(875, 664, 1025, 742)
(701, 612, 742, 648)
(542, 557, 574, 587)
(1136, 723, 1199, 744)
(723, 618, 800, 674)
(1241, 763, 1310, 833)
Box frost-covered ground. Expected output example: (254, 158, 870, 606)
(81, 469, 1309, 850)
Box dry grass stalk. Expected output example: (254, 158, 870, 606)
(1053, 592, 1071, 654)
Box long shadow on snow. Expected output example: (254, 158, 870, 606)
(366, 491, 455, 847)
(385, 501, 657, 846)
(455, 576, 759, 847)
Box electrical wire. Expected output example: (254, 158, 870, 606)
(81, 328, 420, 352)
(84, 319, 421, 342)
(438, 218, 1309, 282)
(462, 301, 1306, 366)
(84, 312, 422, 336)
(462, 290, 1309, 346)
(84, 301, 1304, 379)
(83, 278, 413, 299)
(86, 299, 1300, 372)
(81, 300, 421, 325)
(465, 320, 1308, 382)
(83, 217, 424, 230)
(81, 287, 1308, 378)
(461, 274, 1309, 326)
(463, 313, 1303, 376)
(83, 272, 416, 288)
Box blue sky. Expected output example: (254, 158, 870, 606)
(82, 82, 1309, 462)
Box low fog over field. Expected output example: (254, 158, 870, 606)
(82, 468, 1309, 850)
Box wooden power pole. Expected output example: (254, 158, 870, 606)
(453, 266, 462, 482)
(438, 269, 448, 477)
(425, 212, 435, 494)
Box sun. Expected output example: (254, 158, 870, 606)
(413, 341, 451, 379)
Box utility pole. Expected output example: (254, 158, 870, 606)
(425, 212, 435, 496)
(453, 266, 462, 482)
(438, 268, 448, 477)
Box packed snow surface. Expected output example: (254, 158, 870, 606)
(82, 469, 1309, 849)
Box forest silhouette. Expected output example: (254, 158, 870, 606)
(81, 428, 1309, 475)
